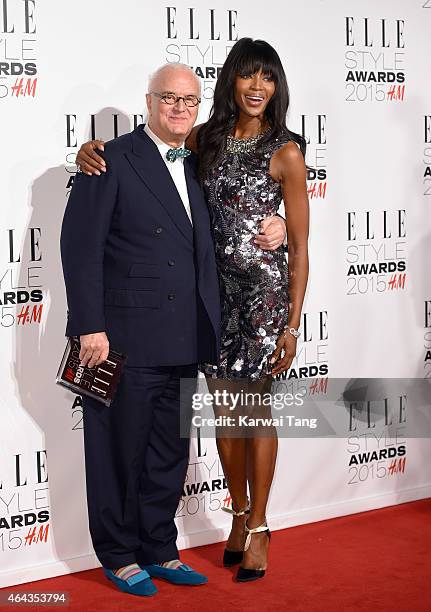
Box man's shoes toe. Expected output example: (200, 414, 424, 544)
(103, 568, 157, 596)
(141, 563, 208, 585)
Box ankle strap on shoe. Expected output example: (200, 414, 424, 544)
(244, 522, 269, 551)
(221, 498, 250, 517)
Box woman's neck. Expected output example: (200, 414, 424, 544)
(233, 114, 268, 139)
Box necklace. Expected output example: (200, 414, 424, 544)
(226, 128, 270, 154)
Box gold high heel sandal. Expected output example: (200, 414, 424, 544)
(221, 499, 250, 567)
(236, 520, 271, 582)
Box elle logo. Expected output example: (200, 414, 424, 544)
(347, 210, 406, 241)
(300, 115, 326, 145)
(8, 227, 41, 263)
(0, 0, 36, 34)
(301, 311, 328, 343)
(349, 396, 407, 431)
(166, 7, 238, 41)
(0, 451, 48, 488)
(345, 17, 405, 48)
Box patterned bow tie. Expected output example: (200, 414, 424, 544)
(166, 147, 192, 162)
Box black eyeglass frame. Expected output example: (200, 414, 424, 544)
(149, 91, 201, 107)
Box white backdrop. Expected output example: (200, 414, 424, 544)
(1, 0, 431, 588)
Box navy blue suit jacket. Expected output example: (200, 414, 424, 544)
(60, 125, 221, 366)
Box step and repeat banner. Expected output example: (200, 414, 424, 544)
(1, 0, 431, 588)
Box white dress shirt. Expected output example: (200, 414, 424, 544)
(143, 124, 193, 225)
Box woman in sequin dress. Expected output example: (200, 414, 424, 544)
(200, 129, 293, 381)
(189, 38, 310, 581)
(75, 39, 309, 583)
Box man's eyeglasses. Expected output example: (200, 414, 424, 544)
(150, 92, 201, 107)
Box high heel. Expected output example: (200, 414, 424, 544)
(221, 499, 250, 567)
(236, 521, 271, 582)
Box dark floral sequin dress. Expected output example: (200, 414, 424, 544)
(202, 131, 291, 380)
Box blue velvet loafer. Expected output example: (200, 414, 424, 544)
(141, 563, 208, 585)
(103, 568, 157, 596)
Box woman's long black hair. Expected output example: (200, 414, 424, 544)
(197, 37, 306, 180)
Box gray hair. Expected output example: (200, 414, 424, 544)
(148, 63, 201, 93)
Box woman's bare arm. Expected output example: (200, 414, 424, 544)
(269, 141, 310, 375)
(76, 122, 205, 175)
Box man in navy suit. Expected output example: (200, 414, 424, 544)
(61, 64, 286, 597)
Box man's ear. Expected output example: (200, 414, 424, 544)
(146, 93, 152, 116)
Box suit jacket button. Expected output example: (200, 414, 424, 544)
(168, 260, 175, 266)
(155, 227, 163, 234)
(168, 293, 175, 300)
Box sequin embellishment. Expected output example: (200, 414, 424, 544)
(201, 131, 292, 380)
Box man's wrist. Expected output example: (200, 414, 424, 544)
(273, 214, 287, 248)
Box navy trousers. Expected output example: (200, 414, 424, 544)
(82, 363, 197, 568)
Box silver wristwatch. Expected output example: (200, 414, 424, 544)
(283, 326, 300, 339)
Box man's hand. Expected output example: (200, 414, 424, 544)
(254, 215, 286, 251)
(79, 332, 109, 368)
(76, 140, 106, 176)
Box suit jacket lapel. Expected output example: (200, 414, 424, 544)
(184, 156, 210, 264)
(125, 126, 194, 244)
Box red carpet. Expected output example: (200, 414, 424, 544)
(2, 498, 430, 611)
